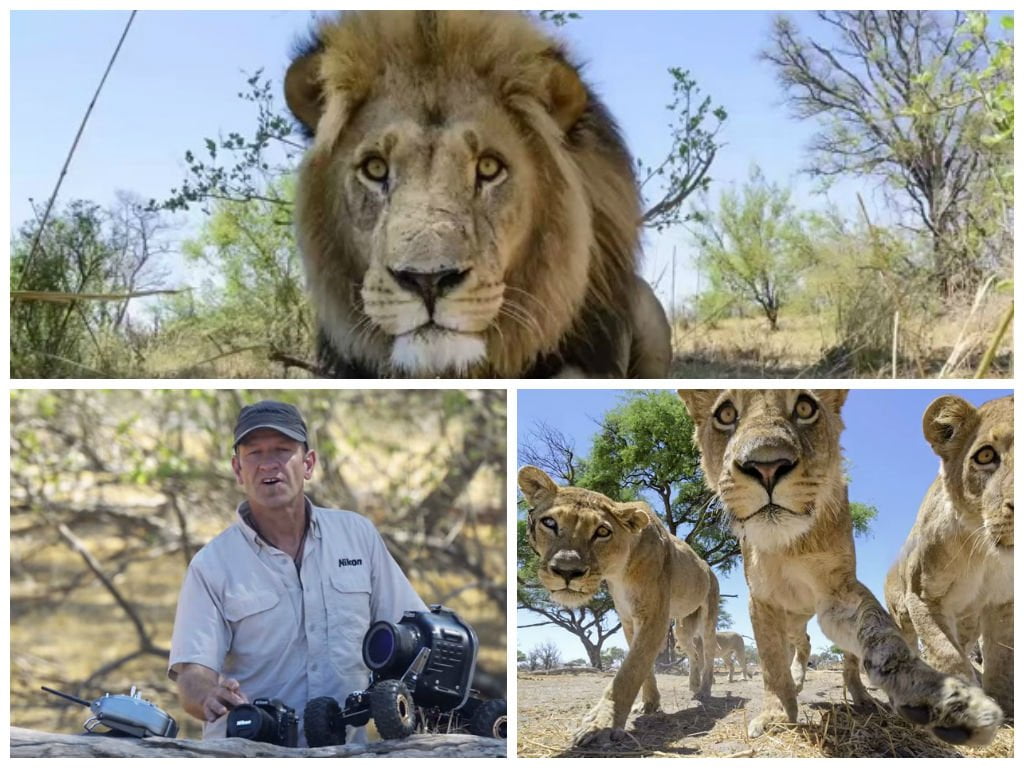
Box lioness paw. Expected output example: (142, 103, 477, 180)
(632, 699, 660, 715)
(894, 671, 1003, 746)
(572, 725, 627, 748)
(747, 709, 793, 739)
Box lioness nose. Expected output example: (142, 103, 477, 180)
(737, 458, 797, 494)
(389, 267, 471, 315)
(551, 564, 589, 584)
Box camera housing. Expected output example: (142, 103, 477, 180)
(226, 698, 298, 747)
(303, 605, 506, 746)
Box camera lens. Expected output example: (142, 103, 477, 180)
(227, 704, 276, 742)
(364, 624, 397, 669)
(362, 620, 420, 675)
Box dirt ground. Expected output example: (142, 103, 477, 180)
(517, 666, 1013, 758)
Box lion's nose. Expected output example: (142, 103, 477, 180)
(550, 563, 589, 584)
(737, 458, 797, 494)
(389, 267, 471, 315)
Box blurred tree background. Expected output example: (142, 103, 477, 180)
(10, 389, 506, 737)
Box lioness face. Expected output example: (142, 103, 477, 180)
(924, 395, 1013, 552)
(518, 466, 647, 607)
(679, 390, 847, 551)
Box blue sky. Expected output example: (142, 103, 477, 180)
(516, 388, 1012, 662)
(10, 9, 897, 304)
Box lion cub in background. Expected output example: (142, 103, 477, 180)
(519, 466, 718, 747)
(886, 395, 1013, 717)
(678, 389, 1002, 746)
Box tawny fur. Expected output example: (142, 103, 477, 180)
(519, 465, 718, 747)
(885, 395, 1013, 717)
(679, 389, 1003, 747)
(284, 11, 670, 378)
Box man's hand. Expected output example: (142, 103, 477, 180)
(202, 676, 249, 722)
(175, 663, 250, 723)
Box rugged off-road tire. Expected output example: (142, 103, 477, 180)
(304, 696, 345, 747)
(468, 698, 507, 739)
(368, 680, 417, 740)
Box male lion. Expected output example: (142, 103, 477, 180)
(678, 390, 1003, 746)
(284, 11, 671, 378)
(518, 466, 718, 746)
(885, 395, 1013, 717)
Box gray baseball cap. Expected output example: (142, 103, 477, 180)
(233, 400, 308, 448)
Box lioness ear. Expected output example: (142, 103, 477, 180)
(816, 390, 848, 415)
(518, 465, 559, 506)
(923, 395, 978, 458)
(678, 390, 721, 429)
(285, 52, 324, 135)
(612, 502, 650, 534)
(543, 55, 588, 132)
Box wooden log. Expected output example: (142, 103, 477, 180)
(10, 727, 507, 758)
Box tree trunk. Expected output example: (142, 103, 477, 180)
(9, 727, 506, 758)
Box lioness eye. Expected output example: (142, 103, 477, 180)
(793, 395, 818, 422)
(476, 155, 505, 182)
(714, 401, 737, 427)
(540, 516, 558, 531)
(973, 446, 999, 466)
(361, 156, 389, 183)
(594, 525, 612, 539)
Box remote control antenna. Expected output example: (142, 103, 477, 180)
(41, 686, 91, 708)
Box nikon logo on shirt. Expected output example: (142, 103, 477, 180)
(338, 558, 363, 566)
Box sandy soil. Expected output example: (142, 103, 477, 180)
(517, 666, 1013, 758)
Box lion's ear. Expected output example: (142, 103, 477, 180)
(518, 465, 559, 506)
(816, 390, 848, 415)
(285, 52, 324, 135)
(923, 395, 978, 459)
(678, 390, 721, 429)
(612, 502, 650, 534)
(543, 55, 588, 132)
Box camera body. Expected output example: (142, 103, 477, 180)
(303, 605, 506, 746)
(226, 697, 298, 747)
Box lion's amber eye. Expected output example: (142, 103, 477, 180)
(793, 395, 818, 422)
(476, 155, 505, 182)
(594, 525, 612, 539)
(714, 401, 737, 427)
(540, 516, 558, 532)
(973, 446, 999, 466)
(361, 156, 389, 183)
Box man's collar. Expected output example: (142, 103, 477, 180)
(236, 496, 321, 549)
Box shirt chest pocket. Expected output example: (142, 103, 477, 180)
(223, 590, 286, 658)
(326, 567, 372, 644)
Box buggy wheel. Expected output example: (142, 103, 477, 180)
(368, 680, 417, 740)
(304, 696, 345, 747)
(468, 698, 507, 739)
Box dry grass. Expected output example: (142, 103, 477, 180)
(670, 296, 1013, 379)
(517, 669, 1013, 759)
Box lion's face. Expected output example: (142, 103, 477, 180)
(285, 11, 618, 377)
(679, 390, 847, 551)
(518, 466, 648, 607)
(312, 92, 547, 375)
(923, 395, 1013, 552)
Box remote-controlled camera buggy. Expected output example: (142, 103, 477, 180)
(226, 697, 298, 747)
(304, 605, 507, 746)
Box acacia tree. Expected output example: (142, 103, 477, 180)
(690, 167, 810, 331)
(763, 10, 1006, 292)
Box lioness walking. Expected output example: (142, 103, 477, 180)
(678, 389, 1002, 746)
(519, 466, 718, 747)
(885, 395, 1013, 717)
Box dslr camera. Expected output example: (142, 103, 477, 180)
(226, 697, 298, 747)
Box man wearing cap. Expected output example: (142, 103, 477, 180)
(168, 400, 426, 744)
